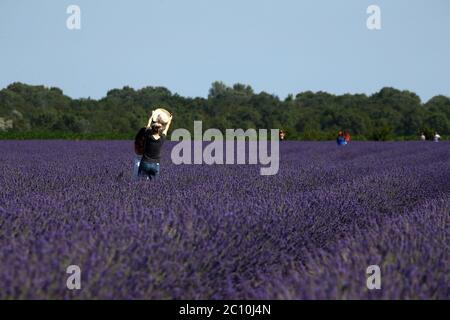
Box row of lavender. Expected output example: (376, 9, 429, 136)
(0, 141, 448, 299)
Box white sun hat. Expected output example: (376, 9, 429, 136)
(147, 108, 171, 128)
(151, 108, 171, 124)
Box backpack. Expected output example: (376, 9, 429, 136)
(134, 127, 147, 155)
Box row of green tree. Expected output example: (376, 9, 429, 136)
(0, 82, 449, 140)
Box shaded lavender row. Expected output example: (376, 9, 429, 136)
(0, 141, 449, 299)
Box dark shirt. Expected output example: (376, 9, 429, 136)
(142, 129, 166, 163)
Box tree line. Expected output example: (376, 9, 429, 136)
(0, 82, 449, 140)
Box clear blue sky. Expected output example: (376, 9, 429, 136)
(1, 0, 449, 102)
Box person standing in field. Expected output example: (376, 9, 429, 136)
(344, 129, 351, 144)
(279, 129, 286, 141)
(434, 132, 441, 142)
(420, 132, 426, 141)
(337, 131, 346, 146)
(134, 109, 173, 180)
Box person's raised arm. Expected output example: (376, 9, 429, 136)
(162, 113, 173, 136)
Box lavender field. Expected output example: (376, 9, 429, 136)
(0, 140, 449, 299)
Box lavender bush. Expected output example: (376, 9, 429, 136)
(0, 140, 448, 299)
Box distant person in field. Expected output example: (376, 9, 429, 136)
(434, 132, 441, 142)
(337, 131, 346, 146)
(134, 109, 173, 180)
(344, 129, 351, 144)
(279, 129, 286, 141)
(420, 132, 426, 141)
